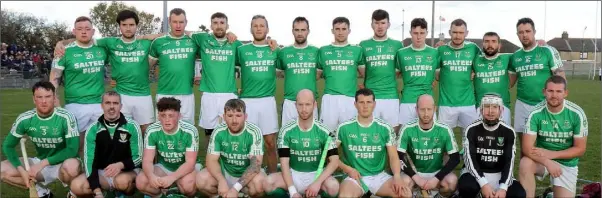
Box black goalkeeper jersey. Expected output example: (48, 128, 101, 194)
(463, 119, 516, 187)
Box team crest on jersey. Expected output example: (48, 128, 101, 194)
(496, 60, 502, 67)
(372, 134, 380, 143)
(96, 51, 103, 57)
(535, 53, 542, 61)
(53, 127, 59, 135)
(525, 56, 532, 63)
(346, 51, 353, 57)
(564, 120, 570, 128)
(426, 56, 433, 62)
(434, 137, 439, 144)
(497, 137, 504, 146)
(256, 51, 264, 58)
(119, 133, 128, 143)
(388, 46, 394, 52)
(177, 140, 184, 150)
(464, 51, 471, 58)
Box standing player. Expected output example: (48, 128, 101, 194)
(337, 88, 407, 198)
(318, 17, 365, 132)
(236, 15, 280, 173)
(135, 97, 200, 197)
(69, 91, 142, 197)
(519, 76, 587, 198)
(398, 94, 460, 198)
(196, 99, 266, 198)
(278, 17, 320, 124)
(263, 89, 340, 198)
(473, 32, 513, 124)
(359, 9, 404, 130)
(148, 8, 198, 124)
(436, 19, 481, 132)
(396, 18, 439, 127)
(459, 94, 526, 198)
(49, 16, 107, 155)
(1, 81, 81, 198)
(510, 17, 565, 139)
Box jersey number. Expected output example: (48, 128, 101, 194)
(303, 141, 310, 147)
(167, 142, 174, 150)
(233, 144, 238, 151)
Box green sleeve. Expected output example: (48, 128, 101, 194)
(186, 127, 199, 152)
(130, 124, 143, 167)
(53, 54, 67, 70)
(144, 129, 156, 150)
(84, 124, 97, 177)
(191, 32, 208, 47)
(397, 126, 409, 152)
(235, 46, 242, 67)
(508, 54, 516, 73)
(277, 127, 289, 149)
(276, 50, 285, 70)
(4, 113, 30, 167)
(149, 40, 159, 59)
(47, 113, 79, 165)
(207, 131, 221, 155)
(525, 112, 539, 135)
(94, 37, 112, 49)
(357, 47, 366, 66)
(434, 50, 441, 70)
(395, 50, 402, 72)
(250, 128, 264, 156)
(545, 46, 563, 71)
(385, 125, 396, 146)
(443, 126, 459, 154)
(317, 48, 324, 70)
(573, 110, 588, 138)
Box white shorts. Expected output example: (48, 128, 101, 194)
(241, 97, 279, 135)
(199, 93, 238, 129)
(155, 163, 202, 176)
(281, 99, 318, 125)
(373, 99, 400, 127)
(438, 106, 479, 129)
(344, 171, 392, 194)
(460, 170, 503, 189)
(29, 157, 64, 186)
(120, 94, 155, 125)
(399, 103, 438, 126)
(514, 100, 537, 133)
(156, 94, 195, 124)
(537, 162, 578, 193)
(320, 94, 357, 132)
(477, 105, 511, 125)
(291, 169, 317, 193)
(98, 168, 141, 190)
(65, 103, 103, 132)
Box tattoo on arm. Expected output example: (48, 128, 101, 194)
(237, 156, 261, 186)
(51, 68, 63, 88)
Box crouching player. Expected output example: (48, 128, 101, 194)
(397, 94, 460, 197)
(135, 97, 201, 197)
(70, 91, 143, 197)
(263, 89, 340, 198)
(1, 81, 80, 198)
(459, 93, 526, 197)
(196, 99, 266, 198)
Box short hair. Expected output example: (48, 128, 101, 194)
(74, 16, 92, 26)
(355, 88, 375, 101)
(32, 81, 55, 95)
(169, 8, 186, 17)
(157, 97, 181, 112)
(516, 17, 535, 30)
(251, 15, 269, 28)
(116, 10, 139, 25)
(102, 90, 121, 103)
(292, 16, 309, 30)
(224, 99, 246, 113)
(211, 12, 228, 21)
(332, 17, 350, 28)
(410, 18, 428, 30)
(545, 75, 567, 90)
(372, 9, 389, 22)
(483, 32, 500, 42)
(450, 18, 467, 28)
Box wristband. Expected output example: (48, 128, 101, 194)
(288, 186, 298, 197)
(233, 182, 243, 192)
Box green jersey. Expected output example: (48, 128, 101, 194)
(54, 42, 107, 104)
(95, 37, 152, 96)
(237, 43, 279, 98)
(318, 44, 365, 97)
(2, 108, 79, 168)
(278, 45, 320, 101)
(149, 34, 198, 95)
(396, 45, 440, 103)
(278, 119, 336, 172)
(359, 38, 404, 99)
(473, 53, 512, 108)
(525, 100, 588, 167)
(208, 122, 264, 177)
(144, 121, 199, 172)
(510, 45, 563, 105)
(437, 41, 481, 106)
(191, 32, 242, 94)
(336, 118, 395, 176)
(397, 120, 458, 173)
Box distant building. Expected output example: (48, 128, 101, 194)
(546, 31, 601, 62)
(401, 38, 520, 53)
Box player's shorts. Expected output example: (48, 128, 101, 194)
(373, 99, 399, 127)
(344, 171, 392, 194)
(65, 103, 103, 132)
(476, 105, 511, 125)
(155, 163, 202, 176)
(514, 100, 537, 133)
(399, 103, 438, 126)
(281, 99, 318, 125)
(156, 94, 195, 124)
(241, 97, 279, 135)
(320, 94, 356, 132)
(120, 94, 155, 125)
(438, 106, 479, 129)
(536, 162, 578, 193)
(290, 169, 318, 193)
(29, 157, 65, 186)
(199, 92, 238, 129)
(98, 168, 141, 190)
(459, 169, 503, 189)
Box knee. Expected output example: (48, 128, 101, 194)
(262, 175, 276, 192)
(519, 157, 535, 174)
(60, 159, 80, 181)
(443, 174, 458, 190)
(401, 175, 413, 187)
(264, 138, 276, 148)
(195, 172, 211, 190)
(135, 174, 148, 190)
(69, 176, 87, 195)
(322, 178, 339, 196)
(251, 174, 265, 191)
(113, 174, 134, 191)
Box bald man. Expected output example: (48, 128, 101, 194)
(397, 94, 460, 197)
(264, 89, 340, 198)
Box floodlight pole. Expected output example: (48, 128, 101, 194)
(431, 1, 435, 46)
(162, 1, 168, 33)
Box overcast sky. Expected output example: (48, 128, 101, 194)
(2, 1, 601, 48)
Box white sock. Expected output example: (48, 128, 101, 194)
(35, 183, 49, 197)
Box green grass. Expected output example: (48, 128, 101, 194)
(1, 78, 600, 197)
